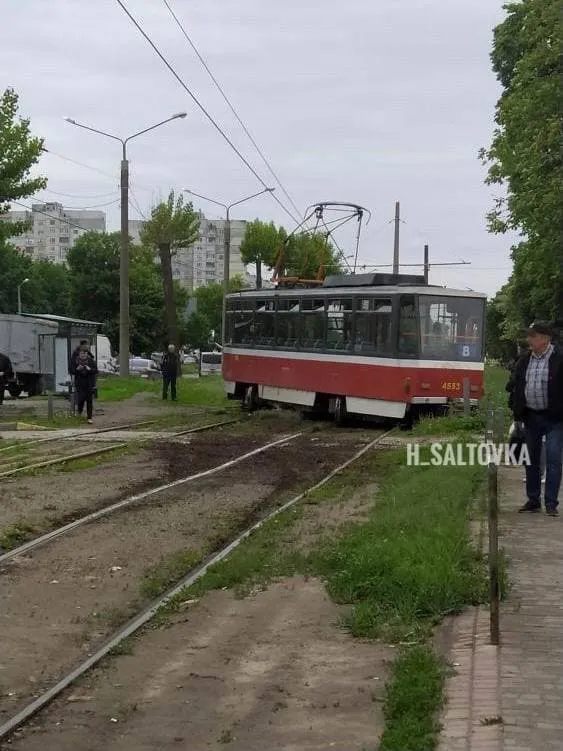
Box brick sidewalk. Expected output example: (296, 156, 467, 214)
(438, 467, 563, 750)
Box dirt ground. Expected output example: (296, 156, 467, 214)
(4, 578, 388, 751)
(0, 469, 390, 750)
(0, 418, 301, 541)
(0, 432, 369, 728)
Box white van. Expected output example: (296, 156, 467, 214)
(199, 351, 222, 375)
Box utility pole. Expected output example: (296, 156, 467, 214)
(423, 244, 429, 284)
(224, 206, 231, 296)
(183, 187, 275, 344)
(17, 278, 29, 315)
(120, 146, 129, 374)
(393, 201, 400, 274)
(64, 112, 187, 376)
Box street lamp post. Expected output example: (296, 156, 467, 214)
(64, 112, 187, 376)
(183, 187, 275, 344)
(17, 278, 29, 315)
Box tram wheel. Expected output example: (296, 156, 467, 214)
(334, 396, 347, 426)
(243, 385, 259, 412)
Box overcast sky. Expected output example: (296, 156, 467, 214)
(2, 0, 514, 297)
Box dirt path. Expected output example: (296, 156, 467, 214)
(4, 578, 388, 751)
(0, 433, 364, 726)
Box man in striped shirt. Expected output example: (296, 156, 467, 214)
(507, 321, 563, 516)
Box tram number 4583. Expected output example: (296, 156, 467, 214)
(441, 381, 461, 391)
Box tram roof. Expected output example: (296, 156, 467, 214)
(228, 285, 486, 300)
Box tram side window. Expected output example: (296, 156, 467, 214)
(300, 298, 325, 350)
(355, 298, 392, 354)
(326, 298, 353, 350)
(276, 298, 300, 348)
(230, 299, 255, 345)
(398, 295, 418, 354)
(254, 299, 276, 346)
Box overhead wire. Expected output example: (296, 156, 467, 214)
(162, 0, 302, 222)
(11, 201, 108, 232)
(35, 198, 120, 211)
(114, 0, 301, 227)
(42, 187, 119, 200)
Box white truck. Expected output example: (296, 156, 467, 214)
(0, 314, 58, 397)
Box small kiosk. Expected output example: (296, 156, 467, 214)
(21, 314, 102, 394)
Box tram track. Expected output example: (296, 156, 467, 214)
(0, 417, 243, 479)
(0, 427, 394, 743)
(0, 429, 300, 564)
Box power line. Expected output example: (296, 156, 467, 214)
(161, 0, 302, 221)
(10, 201, 109, 233)
(114, 0, 301, 227)
(37, 197, 120, 211)
(42, 187, 119, 200)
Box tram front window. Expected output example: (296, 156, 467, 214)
(418, 295, 484, 361)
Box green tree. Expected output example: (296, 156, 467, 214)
(0, 88, 47, 242)
(485, 286, 518, 364)
(27, 260, 71, 317)
(479, 0, 563, 332)
(140, 190, 200, 346)
(184, 276, 246, 347)
(0, 243, 32, 313)
(66, 231, 120, 340)
(284, 233, 343, 279)
(66, 231, 188, 355)
(240, 219, 283, 288)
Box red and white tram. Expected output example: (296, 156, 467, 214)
(222, 273, 486, 424)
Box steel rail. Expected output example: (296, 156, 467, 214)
(0, 420, 157, 454)
(0, 443, 128, 479)
(0, 427, 394, 741)
(0, 431, 303, 564)
(0, 419, 243, 474)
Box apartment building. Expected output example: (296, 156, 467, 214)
(128, 212, 246, 291)
(2, 202, 106, 263)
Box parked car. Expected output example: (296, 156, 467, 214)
(129, 357, 161, 379)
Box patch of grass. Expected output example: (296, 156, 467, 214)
(55, 444, 138, 473)
(378, 646, 444, 751)
(0, 521, 37, 551)
(23, 414, 86, 429)
(97, 374, 229, 407)
(312, 452, 487, 641)
(140, 550, 203, 600)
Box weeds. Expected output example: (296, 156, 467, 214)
(378, 646, 444, 750)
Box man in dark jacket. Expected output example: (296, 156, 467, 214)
(507, 321, 563, 516)
(161, 344, 181, 401)
(69, 346, 98, 423)
(0, 352, 14, 407)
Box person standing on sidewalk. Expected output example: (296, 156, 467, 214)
(161, 344, 181, 401)
(0, 351, 14, 407)
(507, 321, 563, 516)
(69, 346, 98, 424)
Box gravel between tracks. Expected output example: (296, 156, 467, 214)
(0, 431, 368, 730)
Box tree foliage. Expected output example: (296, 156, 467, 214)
(66, 231, 188, 355)
(239, 219, 283, 288)
(140, 190, 200, 346)
(0, 88, 47, 242)
(480, 0, 563, 337)
(284, 233, 343, 278)
(184, 276, 246, 348)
